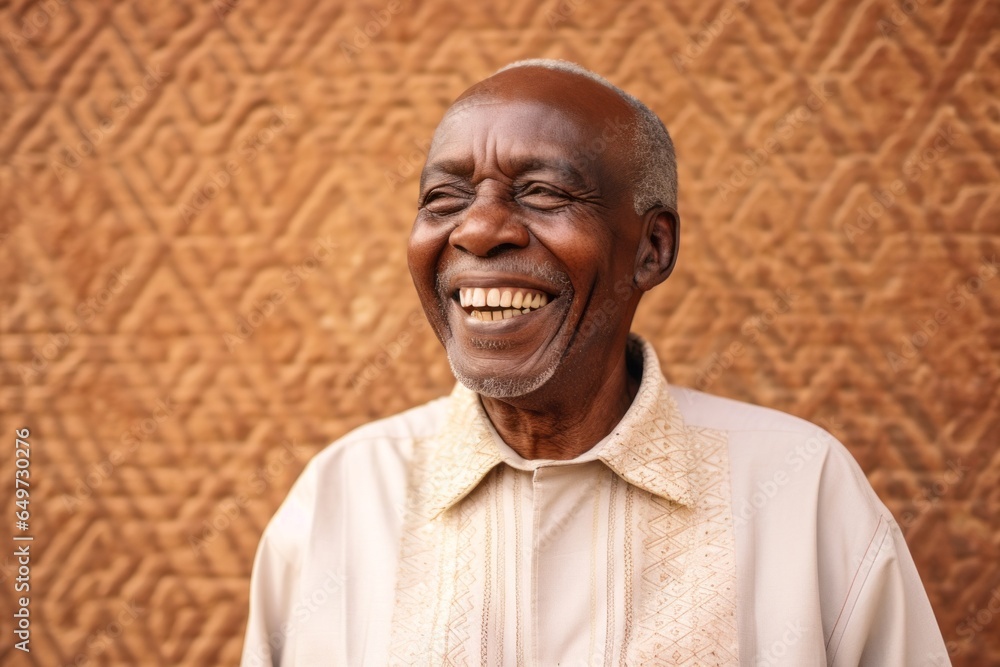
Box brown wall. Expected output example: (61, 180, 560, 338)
(1, 0, 998, 664)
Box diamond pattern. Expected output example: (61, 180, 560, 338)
(1, 0, 998, 664)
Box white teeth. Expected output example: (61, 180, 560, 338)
(461, 286, 555, 322)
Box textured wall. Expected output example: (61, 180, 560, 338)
(1, 0, 998, 665)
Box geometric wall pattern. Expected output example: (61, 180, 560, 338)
(1, 0, 998, 664)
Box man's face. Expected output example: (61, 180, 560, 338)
(407, 69, 646, 399)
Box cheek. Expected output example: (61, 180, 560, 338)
(532, 216, 613, 283)
(407, 219, 451, 288)
(531, 215, 636, 326)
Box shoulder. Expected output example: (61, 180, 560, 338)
(669, 384, 823, 436)
(668, 388, 947, 661)
(309, 394, 451, 473)
(669, 385, 889, 522)
(259, 394, 452, 560)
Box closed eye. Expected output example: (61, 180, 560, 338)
(516, 184, 573, 210)
(421, 188, 472, 215)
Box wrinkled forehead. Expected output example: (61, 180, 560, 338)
(425, 69, 638, 187)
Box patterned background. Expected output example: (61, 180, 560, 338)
(1, 0, 998, 664)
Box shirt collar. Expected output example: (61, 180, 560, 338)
(421, 334, 695, 519)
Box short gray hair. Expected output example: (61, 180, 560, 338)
(494, 58, 677, 214)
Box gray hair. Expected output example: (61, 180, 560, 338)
(494, 58, 677, 215)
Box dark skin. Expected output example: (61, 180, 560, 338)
(408, 66, 679, 460)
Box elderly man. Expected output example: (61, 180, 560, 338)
(242, 60, 948, 665)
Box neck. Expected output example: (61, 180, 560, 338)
(480, 345, 641, 460)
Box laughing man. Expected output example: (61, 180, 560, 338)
(242, 60, 949, 666)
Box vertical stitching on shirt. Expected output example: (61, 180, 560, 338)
(620, 483, 635, 666)
(442, 514, 456, 662)
(604, 471, 619, 667)
(495, 466, 506, 666)
(387, 435, 441, 664)
(444, 499, 476, 664)
(513, 470, 525, 667)
(480, 468, 493, 666)
(431, 510, 456, 659)
(588, 470, 603, 663)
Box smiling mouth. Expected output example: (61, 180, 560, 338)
(455, 286, 553, 321)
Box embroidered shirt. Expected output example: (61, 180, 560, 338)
(241, 335, 949, 666)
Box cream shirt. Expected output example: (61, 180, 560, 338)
(242, 335, 949, 666)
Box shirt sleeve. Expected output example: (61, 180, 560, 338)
(828, 516, 951, 666)
(241, 460, 318, 667)
(240, 524, 300, 667)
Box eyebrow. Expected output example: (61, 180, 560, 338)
(420, 159, 473, 191)
(420, 156, 592, 192)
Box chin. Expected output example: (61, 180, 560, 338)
(428, 282, 579, 399)
(444, 340, 562, 399)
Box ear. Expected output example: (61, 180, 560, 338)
(634, 206, 680, 291)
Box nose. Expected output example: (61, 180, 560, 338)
(449, 195, 530, 257)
